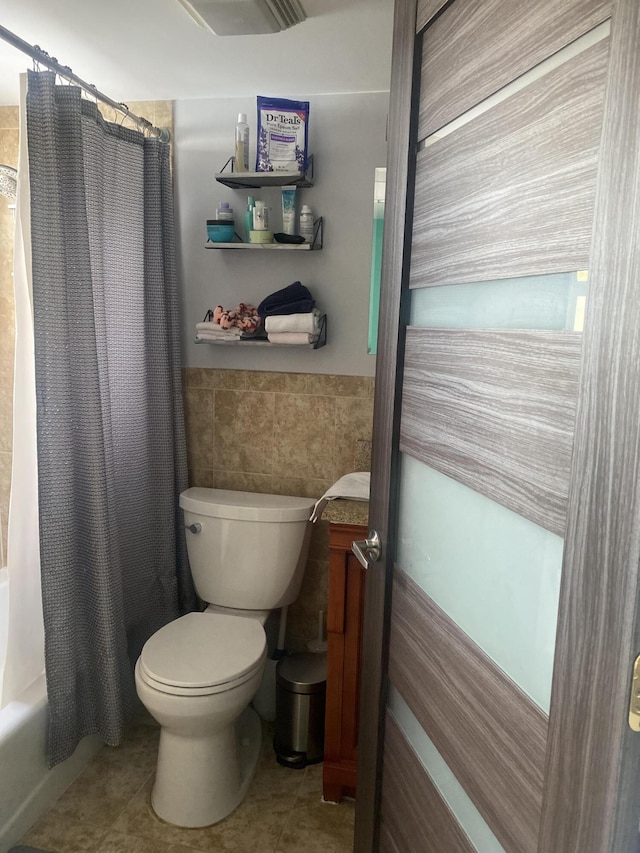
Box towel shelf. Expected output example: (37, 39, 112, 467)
(195, 314, 327, 350)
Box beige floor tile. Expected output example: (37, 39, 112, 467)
(48, 751, 152, 828)
(20, 721, 338, 853)
(113, 776, 284, 852)
(276, 793, 355, 853)
(97, 721, 160, 774)
(113, 730, 305, 852)
(95, 828, 202, 852)
(24, 812, 109, 853)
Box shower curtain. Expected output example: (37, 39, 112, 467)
(25, 70, 196, 765)
(1, 74, 45, 710)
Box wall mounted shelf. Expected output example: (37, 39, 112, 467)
(195, 315, 327, 350)
(205, 241, 313, 251)
(205, 218, 323, 251)
(215, 155, 314, 189)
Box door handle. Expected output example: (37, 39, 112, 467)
(352, 530, 382, 569)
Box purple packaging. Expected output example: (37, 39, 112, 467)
(256, 96, 310, 173)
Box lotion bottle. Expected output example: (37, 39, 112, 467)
(299, 204, 314, 243)
(253, 200, 268, 230)
(235, 113, 249, 173)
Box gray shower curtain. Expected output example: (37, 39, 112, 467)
(26, 70, 196, 765)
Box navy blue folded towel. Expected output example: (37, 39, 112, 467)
(257, 281, 315, 318)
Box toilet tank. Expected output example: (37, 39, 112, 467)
(179, 488, 315, 610)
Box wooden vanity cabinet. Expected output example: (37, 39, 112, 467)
(323, 521, 367, 802)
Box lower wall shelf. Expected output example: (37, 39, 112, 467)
(195, 314, 327, 349)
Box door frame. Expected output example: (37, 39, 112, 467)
(353, 0, 419, 850)
(355, 0, 640, 850)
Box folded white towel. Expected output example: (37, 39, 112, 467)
(196, 329, 242, 341)
(265, 309, 321, 335)
(267, 332, 317, 345)
(196, 321, 242, 334)
(310, 472, 371, 523)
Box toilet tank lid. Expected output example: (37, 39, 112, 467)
(180, 487, 315, 522)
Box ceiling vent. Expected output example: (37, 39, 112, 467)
(178, 0, 306, 36)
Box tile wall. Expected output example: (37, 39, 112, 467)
(183, 367, 374, 650)
(0, 106, 18, 566)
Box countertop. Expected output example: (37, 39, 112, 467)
(321, 498, 369, 527)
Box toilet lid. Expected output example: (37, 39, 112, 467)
(139, 612, 266, 689)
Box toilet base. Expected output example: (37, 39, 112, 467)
(151, 705, 262, 828)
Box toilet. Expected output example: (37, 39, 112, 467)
(135, 487, 315, 828)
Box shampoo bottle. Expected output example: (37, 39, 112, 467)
(235, 112, 250, 173)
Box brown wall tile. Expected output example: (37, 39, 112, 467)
(184, 367, 248, 390)
(213, 389, 276, 474)
(0, 107, 18, 130)
(334, 396, 376, 480)
(182, 367, 374, 648)
(272, 394, 336, 480)
(183, 387, 214, 474)
(211, 471, 274, 493)
(287, 557, 330, 653)
(245, 371, 309, 394)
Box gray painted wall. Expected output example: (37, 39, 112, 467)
(175, 92, 389, 376)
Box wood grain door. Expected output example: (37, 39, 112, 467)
(356, 1, 640, 851)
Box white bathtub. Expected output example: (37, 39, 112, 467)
(0, 568, 102, 852)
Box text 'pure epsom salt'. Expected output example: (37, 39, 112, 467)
(256, 96, 310, 174)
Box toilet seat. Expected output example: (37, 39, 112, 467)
(138, 612, 267, 697)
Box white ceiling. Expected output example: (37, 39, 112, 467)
(0, 0, 394, 105)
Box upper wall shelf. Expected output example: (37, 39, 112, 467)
(215, 155, 315, 189)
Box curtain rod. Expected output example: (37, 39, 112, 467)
(0, 23, 170, 142)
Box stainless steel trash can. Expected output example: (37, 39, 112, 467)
(274, 652, 327, 768)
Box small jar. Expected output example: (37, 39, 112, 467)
(216, 201, 234, 222)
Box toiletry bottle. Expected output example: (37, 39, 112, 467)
(299, 204, 314, 243)
(253, 200, 268, 231)
(235, 113, 250, 173)
(281, 186, 297, 235)
(216, 201, 234, 222)
(244, 196, 255, 242)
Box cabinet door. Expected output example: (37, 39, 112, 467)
(325, 522, 367, 802)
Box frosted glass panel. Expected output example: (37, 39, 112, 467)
(388, 685, 505, 852)
(411, 271, 588, 330)
(397, 454, 563, 711)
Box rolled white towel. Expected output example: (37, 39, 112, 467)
(267, 331, 317, 345)
(265, 309, 321, 335)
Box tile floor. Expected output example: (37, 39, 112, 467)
(21, 720, 355, 853)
